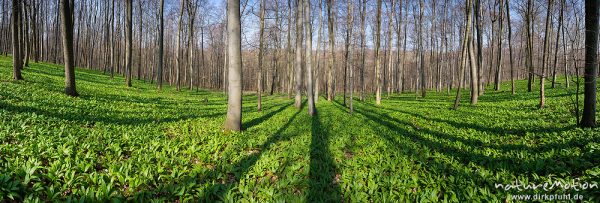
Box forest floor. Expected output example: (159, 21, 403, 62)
(1, 56, 599, 202)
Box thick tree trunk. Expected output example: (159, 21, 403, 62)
(580, 0, 599, 128)
(224, 0, 242, 131)
(60, 0, 77, 96)
(304, 0, 315, 116)
(375, 0, 382, 104)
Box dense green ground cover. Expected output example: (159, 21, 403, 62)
(0, 56, 599, 202)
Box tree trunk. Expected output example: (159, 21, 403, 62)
(157, 0, 164, 89)
(224, 0, 242, 131)
(506, 0, 515, 94)
(60, 0, 77, 96)
(326, 0, 335, 101)
(175, 0, 184, 91)
(258, 0, 265, 111)
(580, 0, 599, 128)
(551, 0, 564, 89)
(539, 0, 553, 109)
(526, 0, 533, 92)
(494, 0, 504, 91)
(346, 0, 354, 114)
(304, 0, 315, 116)
(418, 0, 425, 98)
(295, 0, 303, 108)
(375, 0, 382, 104)
(125, 0, 132, 87)
(454, 0, 472, 109)
(359, 0, 366, 101)
(12, 0, 23, 80)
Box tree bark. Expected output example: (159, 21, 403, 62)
(258, 0, 265, 111)
(224, 0, 243, 131)
(157, 0, 164, 89)
(375, 0, 382, 104)
(539, 0, 553, 109)
(125, 0, 132, 87)
(304, 0, 315, 116)
(326, 0, 335, 101)
(12, 0, 23, 80)
(60, 0, 77, 96)
(506, 0, 515, 94)
(580, 0, 599, 128)
(295, 0, 303, 108)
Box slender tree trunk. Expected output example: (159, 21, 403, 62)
(526, 0, 533, 92)
(258, 0, 265, 111)
(314, 0, 323, 102)
(295, 0, 303, 108)
(494, 0, 504, 91)
(506, 0, 515, 94)
(286, 0, 292, 99)
(12, 0, 23, 80)
(375, 0, 382, 104)
(551, 0, 564, 89)
(454, 0, 472, 109)
(125, 0, 132, 87)
(224, 0, 242, 131)
(175, 0, 184, 91)
(157, 0, 164, 89)
(326, 0, 335, 101)
(138, 0, 142, 80)
(539, 0, 553, 108)
(418, 0, 425, 98)
(580, 0, 599, 128)
(346, 0, 354, 114)
(359, 0, 366, 101)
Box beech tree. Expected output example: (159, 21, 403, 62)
(12, 0, 23, 80)
(60, 0, 77, 96)
(125, 0, 132, 87)
(224, 0, 242, 131)
(580, 0, 598, 128)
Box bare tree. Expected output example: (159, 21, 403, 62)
(224, 0, 242, 131)
(175, 0, 184, 91)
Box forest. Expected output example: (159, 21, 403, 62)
(0, 0, 599, 201)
